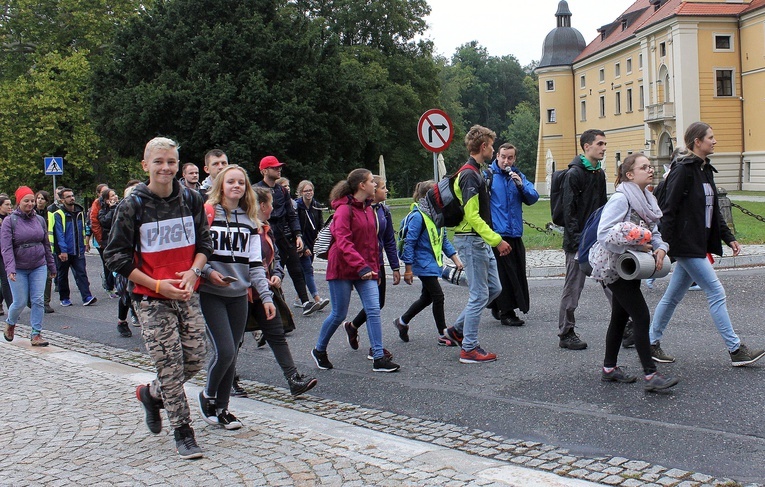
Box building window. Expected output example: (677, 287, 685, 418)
(714, 34, 732, 51)
(639, 53, 643, 70)
(547, 109, 557, 123)
(580, 100, 587, 121)
(615, 92, 621, 114)
(659, 42, 666, 57)
(580, 74, 586, 88)
(599, 96, 606, 118)
(546, 79, 555, 91)
(615, 63, 621, 78)
(639, 85, 645, 110)
(599, 68, 605, 83)
(626, 58, 632, 74)
(715, 69, 734, 97)
(626, 88, 633, 112)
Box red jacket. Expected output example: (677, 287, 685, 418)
(90, 199, 104, 244)
(326, 195, 379, 280)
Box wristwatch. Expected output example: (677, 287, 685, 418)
(191, 267, 202, 277)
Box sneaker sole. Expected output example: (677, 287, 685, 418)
(732, 351, 765, 367)
(372, 366, 400, 372)
(177, 449, 204, 460)
(559, 342, 587, 350)
(221, 421, 242, 430)
(651, 356, 675, 363)
(644, 377, 680, 391)
(601, 376, 637, 383)
(459, 357, 498, 364)
(84, 298, 97, 306)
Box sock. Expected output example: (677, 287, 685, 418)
(645, 373, 656, 380)
(399, 316, 408, 325)
(603, 367, 615, 373)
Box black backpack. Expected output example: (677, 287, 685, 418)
(549, 168, 569, 226)
(425, 163, 477, 228)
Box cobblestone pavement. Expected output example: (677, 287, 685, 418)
(2, 327, 758, 487)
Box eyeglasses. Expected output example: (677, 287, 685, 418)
(636, 164, 654, 172)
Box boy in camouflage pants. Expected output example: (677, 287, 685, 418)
(105, 137, 212, 459)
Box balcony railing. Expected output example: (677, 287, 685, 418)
(645, 102, 675, 122)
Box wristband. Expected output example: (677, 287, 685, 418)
(155, 279, 161, 294)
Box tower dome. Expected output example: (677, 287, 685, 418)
(538, 0, 586, 68)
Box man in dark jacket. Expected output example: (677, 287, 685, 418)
(256, 155, 319, 316)
(51, 188, 96, 307)
(557, 129, 607, 350)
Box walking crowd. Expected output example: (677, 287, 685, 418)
(3, 120, 763, 459)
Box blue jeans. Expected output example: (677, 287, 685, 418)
(300, 254, 319, 298)
(650, 256, 740, 351)
(452, 235, 501, 351)
(7, 265, 47, 336)
(316, 279, 384, 359)
(56, 254, 93, 302)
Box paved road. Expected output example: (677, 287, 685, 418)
(26, 253, 765, 485)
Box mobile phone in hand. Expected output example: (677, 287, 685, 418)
(221, 275, 238, 283)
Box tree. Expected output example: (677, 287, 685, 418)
(501, 101, 539, 180)
(92, 0, 439, 199)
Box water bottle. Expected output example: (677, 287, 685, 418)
(441, 264, 468, 286)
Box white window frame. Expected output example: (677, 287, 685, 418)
(713, 33, 734, 52)
(599, 68, 605, 83)
(626, 88, 633, 112)
(714, 68, 735, 97)
(599, 95, 606, 118)
(659, 42, 666, 57)
(580, 74, 586, 89)
(638, 53, 643, 70)
(615, 62, 621, 78)
(547, 108, 557, 123)
(545, 79, 555, 92)
(580, 100, 587, 121)
(615, 91, 622, 115)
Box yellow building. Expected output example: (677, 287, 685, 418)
(536, 0, 765, 194)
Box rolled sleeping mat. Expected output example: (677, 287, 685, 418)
(616, 250, 672, 280)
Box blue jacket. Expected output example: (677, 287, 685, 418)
(373, 203, 400, 271)
(400, 208, 456, 277)
(52, 203, 89, 257)
(489, 161, 539, 238)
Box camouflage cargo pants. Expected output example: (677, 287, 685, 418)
(134, 294, 206, 429)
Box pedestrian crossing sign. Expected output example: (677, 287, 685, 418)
(44, 156, 64, 176)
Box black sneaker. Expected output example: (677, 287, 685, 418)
(601, 366, 637, 383)
(730, 344, 765, 367)
(372, 356, 401, 372)
(344, 321, 359, 350)
(198, 391, 218, 426)
(559, 329, 587, 350)
(216, 410, 242, 430)
(288, 372, 318, 396)
(500, 316, 525, 327)
(650, 342, 675, 363)
(44, 305, 55, 314)
(394, 318, 409, 342)
(366, 347, 393, 360)
(117, 321, 132, 337)
(135, 384, 163, 434)
(311, 348, 333, 370)
(621, 320, 635, 348)
(231, 376, 248, 397)
(445, 326, 463, 347)
(174, 424, 203, 459)
(303, 301, 320, 316)
(644, 373, 679, 392)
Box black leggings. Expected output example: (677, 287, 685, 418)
(605, 278, 656, 375)
(351, 268, 386, 328)
(248, 299, 298, 379)
(401, 276, 445, 334)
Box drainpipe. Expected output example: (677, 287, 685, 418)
(738, 15, 745, 190)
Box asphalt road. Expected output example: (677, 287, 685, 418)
(38, 254, 765, 483)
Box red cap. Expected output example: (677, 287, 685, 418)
(259, 155, 285, 170)
(15, 186, 35, 204)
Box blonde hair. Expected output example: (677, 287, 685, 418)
(296, 180, 314, 195)
(206, 165, 260, 226)
(465, 125, 496, 154)
(143, 137, 178, 161)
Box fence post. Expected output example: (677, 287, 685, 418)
(717, 187, 735, 234)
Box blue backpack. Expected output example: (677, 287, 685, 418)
(575, 205, 604, 277)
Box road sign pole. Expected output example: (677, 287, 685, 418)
(433, 152, 438, 182)
(53, 175, 56, 197)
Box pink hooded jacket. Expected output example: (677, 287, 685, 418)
(326, 195, 379, 280)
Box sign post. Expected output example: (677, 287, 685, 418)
(417, 109, 454, 181)
(44, 156, 64, 196)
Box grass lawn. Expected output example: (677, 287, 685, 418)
(384, 197, 765, 249)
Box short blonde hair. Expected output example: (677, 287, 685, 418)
(143, 137, 178, 161)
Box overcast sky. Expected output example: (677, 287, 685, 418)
(424, 0, 635, 66)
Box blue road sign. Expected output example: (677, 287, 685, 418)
(44, 156, 64, 176)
